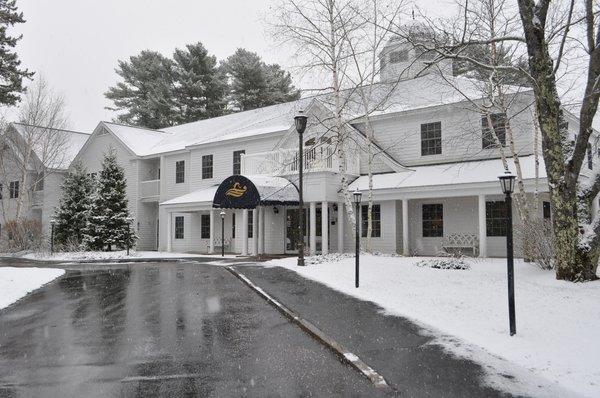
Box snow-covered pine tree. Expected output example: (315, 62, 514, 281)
(84, 148, 136, 251)
(54, 161, 94, 247)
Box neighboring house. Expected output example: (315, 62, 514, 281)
(0, 123, 91, 238)
(16, 35, 600, 256)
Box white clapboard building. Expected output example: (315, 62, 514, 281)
(5, 36, 600, 257)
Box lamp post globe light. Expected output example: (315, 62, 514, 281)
(50, 218, 56, 254)
(295, 110, 308, 266)
(220, 210, 226, 257)
(498, 170, 517, 336)
(353, 189, 362, 288)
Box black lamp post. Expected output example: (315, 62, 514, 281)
(353, 189, 362, 288)
(126, 217, 134, 256)
(50, 218, 56, 254)
(220, 210, 225, 257)
(295, 110, 308, 266)
(498, 170, 517, 336)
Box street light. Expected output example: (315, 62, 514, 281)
(498, 170, 517, 336)
(125, 217, 134, 256)
(220, 210, 226, 257)
(295, 110, 308, 266)
(353, 189, 362, 288)
(50, 218, 56, 254)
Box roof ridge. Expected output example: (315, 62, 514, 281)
(102, 121, 171, 134)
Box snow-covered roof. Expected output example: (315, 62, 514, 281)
(160, 185, 219, 206)
(11, 123, 91, 170)
(101, 122, 171, 157)
(102, 73, 528, 157)
(154, 98, 315, 154)
(160, 175, 298, 207)
(348, 155, 546, 191)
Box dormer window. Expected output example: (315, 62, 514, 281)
(389, 50, 409, 64)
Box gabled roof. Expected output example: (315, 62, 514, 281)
(101, 122, 171, 157)
(10, 123, 91, 170)
(83, 73, 532, 159)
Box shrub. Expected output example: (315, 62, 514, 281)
(515, 218, 554, 270)
(416, 257, 471, 270)
(0, 219, 44, 252)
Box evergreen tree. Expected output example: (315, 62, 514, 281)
(0, 0, 34, 106)
(84, 148, 136, 251)
(53, 161, 94, 247)
(105, 51, 178, 129)
(173, 42, 228, 123)
(221, 48, 300, 111)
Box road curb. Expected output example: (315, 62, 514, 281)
(225, 265, 391, 391)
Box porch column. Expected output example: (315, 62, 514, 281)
(321, 202, 329, 255)
(209, 210, 215, 254)
(252, 208, 259, 255)
(258, 207, 265, 254)
(167, 212, 172, 252)
(402, 199, 409, 256)
(309, 202, 317, 255)
(241, 209, 249, 255)
(337, 202, 344, 253)
(478, 194, 487, 257)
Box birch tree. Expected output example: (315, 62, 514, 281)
(270, 0, 363, 228)
(396, 0, 599, 280)
(0, 77, 69, 224)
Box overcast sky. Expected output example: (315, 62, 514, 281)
(9, 0, 452, 132)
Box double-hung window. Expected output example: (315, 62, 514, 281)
(422, 204, 443, 237)
(421, 122, 442, 156)
(486, 201, 507, 236)
(233, 150, 245, 175)
(9, 181, 19, 199)
(174, 216, 184, 239)
(361, 204, 381, 237)
(175, 161, 185, 183)
(202, 155, 213, 179)
(482, 113, 507, 149)
(201, 214, 210, 239)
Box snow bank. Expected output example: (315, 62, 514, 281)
(0, 267, 64, 309)
(264, 255, 600, 397)
(22, 250, 238, 261)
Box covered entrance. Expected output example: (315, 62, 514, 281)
(212, 175, 299, 255)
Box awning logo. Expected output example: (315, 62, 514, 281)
(226, 182, 247, 198)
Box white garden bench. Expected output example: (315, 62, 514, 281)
(212, 237, 231, 253)
(442, 234, 479, 256)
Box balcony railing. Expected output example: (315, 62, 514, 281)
(140, 179, 160, 199)
(241, 147, 359, 176)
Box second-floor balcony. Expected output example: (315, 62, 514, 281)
(241, 147, 360, 177)
(140, 179, 160, 201)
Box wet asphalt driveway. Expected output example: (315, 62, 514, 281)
(0, 260, 385, 397)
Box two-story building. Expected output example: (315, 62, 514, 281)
(0, 123, 91, 239)
(10, 35, 600, 257)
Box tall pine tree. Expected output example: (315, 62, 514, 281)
(105, 51, 178, 129)
(53, 161, 94, 247)
(173, 42, 228, 123)
(221, 48, 300, 111)
(0, 0, 34, 106)
(84, 148, 136, 251)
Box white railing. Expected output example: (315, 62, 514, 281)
(241, 147, 360, 176)
(140, 179, 160, 199)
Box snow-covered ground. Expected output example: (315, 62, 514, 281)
(264, 254, 600, 397)
(0, 267, 64, 310)
(22, 250, 239, 261)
